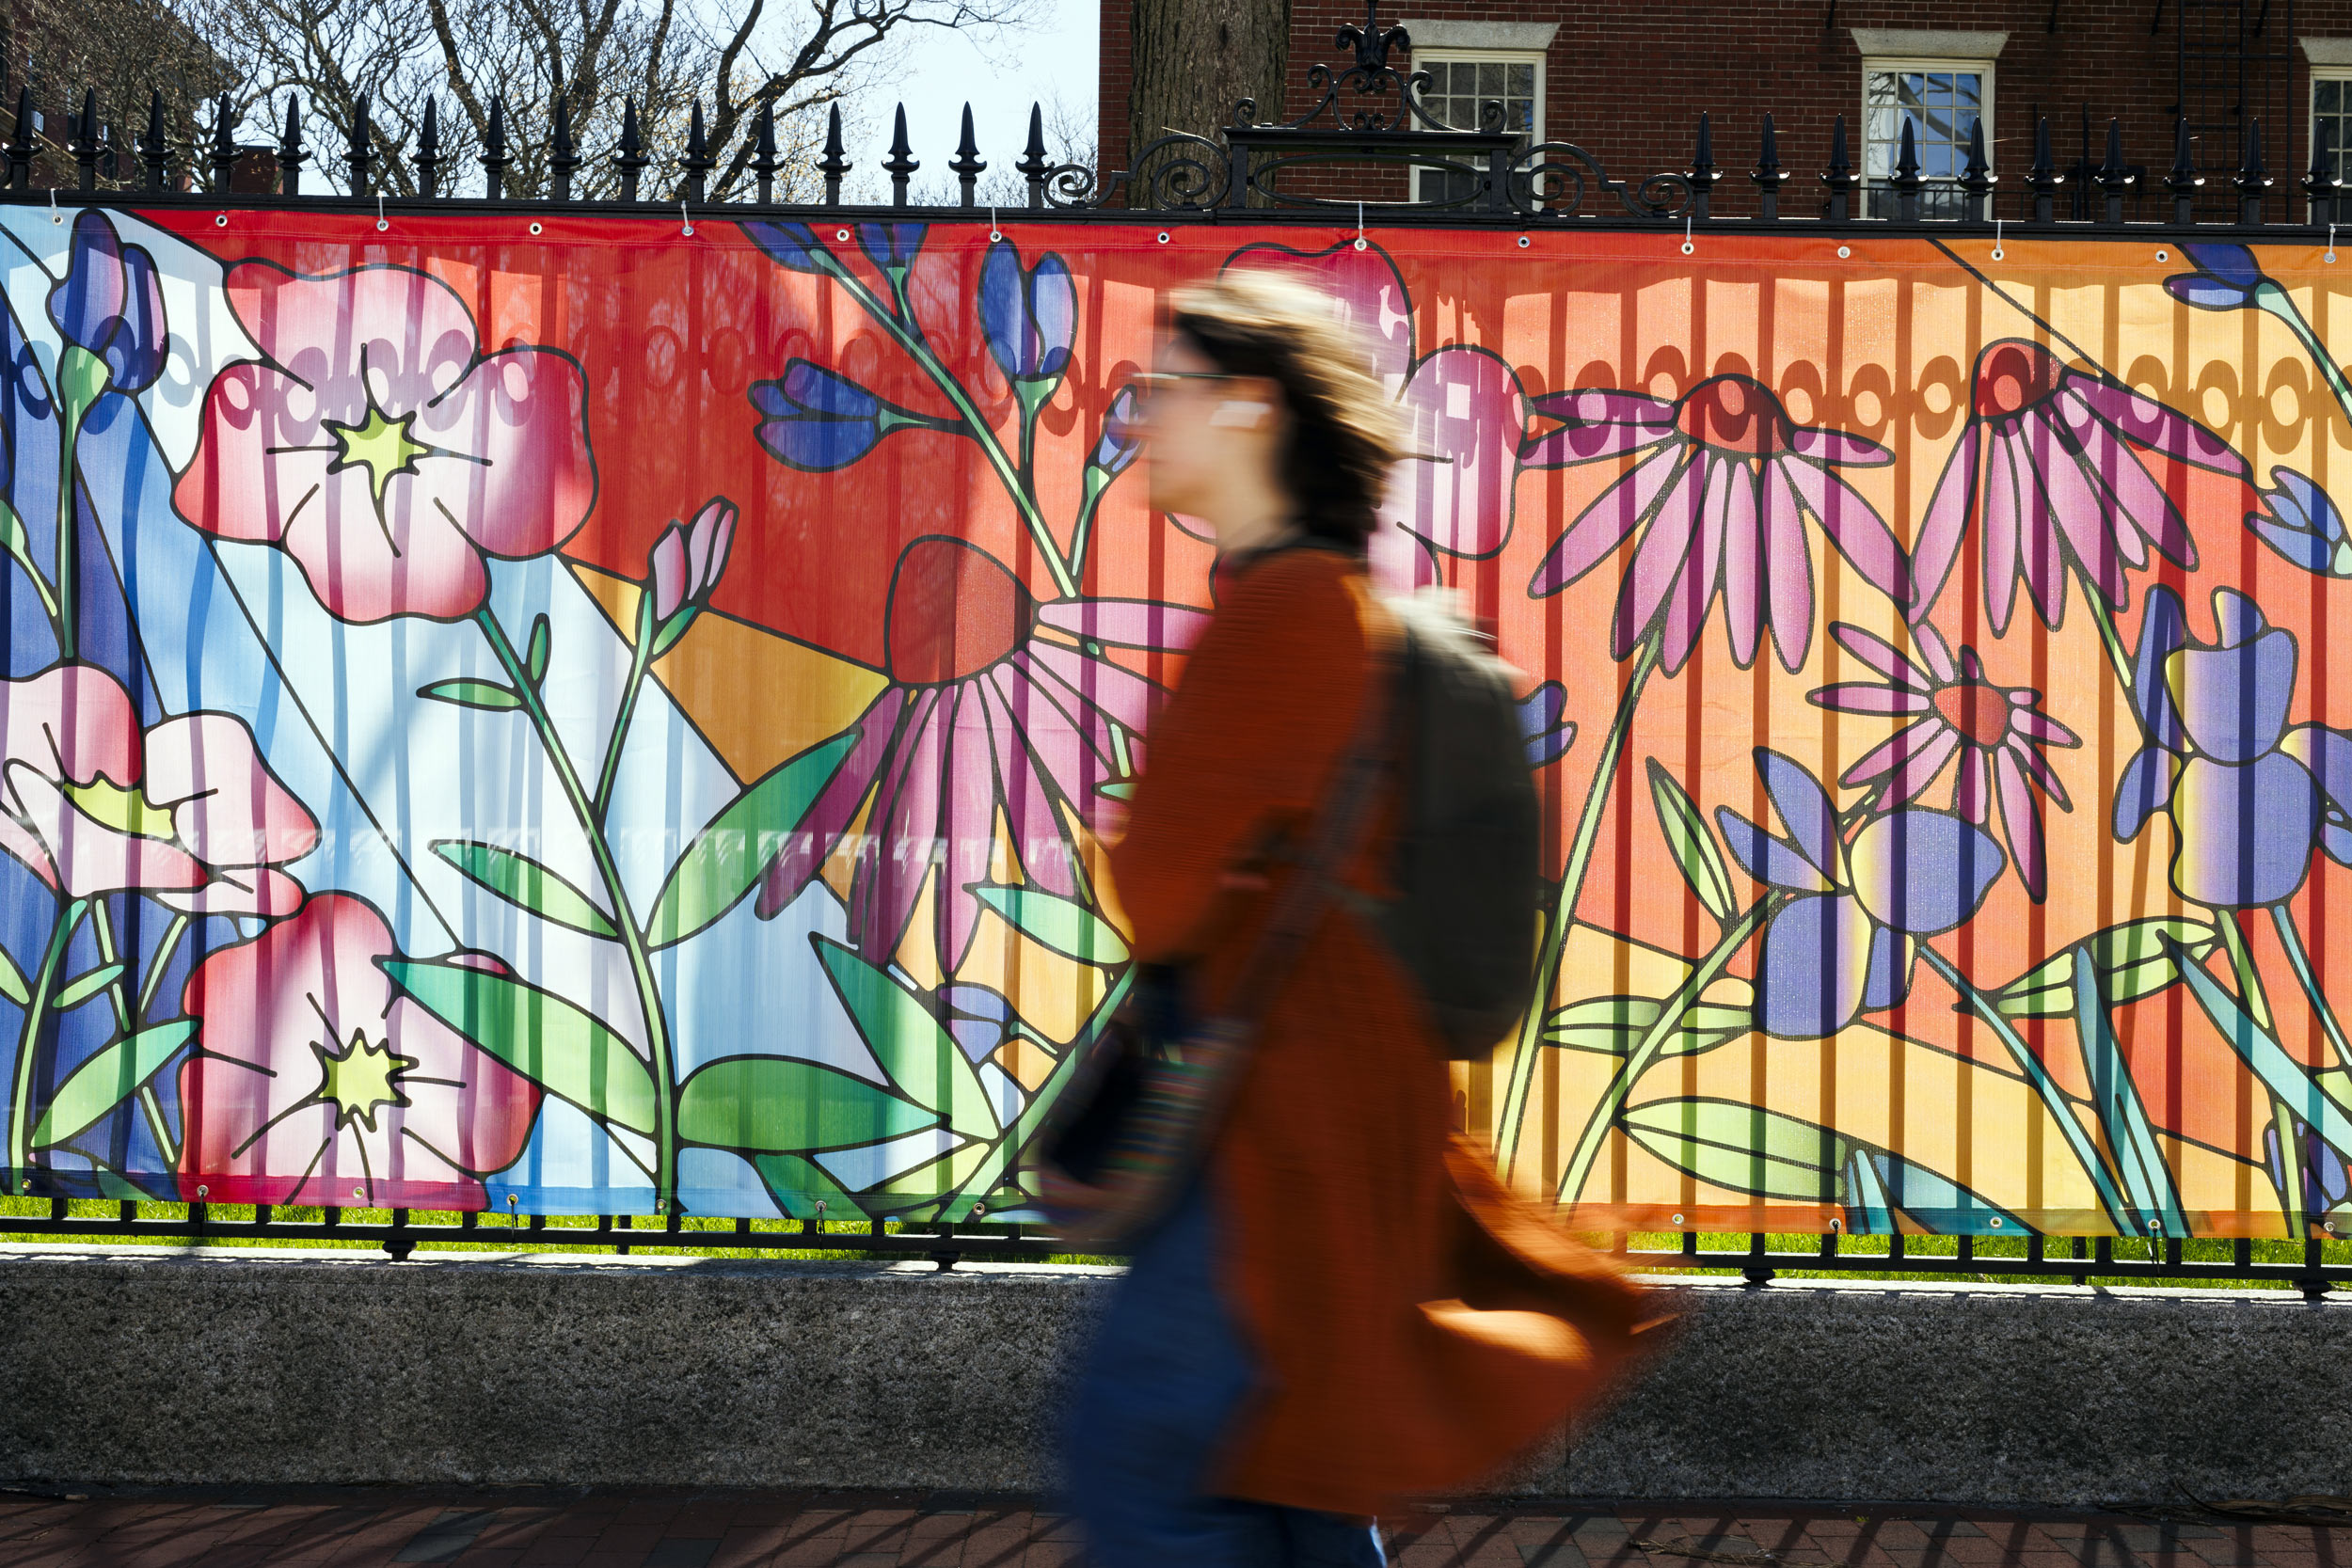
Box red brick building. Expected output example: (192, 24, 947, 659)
(1100, 0, 2352, 220)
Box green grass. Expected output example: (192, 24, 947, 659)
(4, 1199, 2344, 1288)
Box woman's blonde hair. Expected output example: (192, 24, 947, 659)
(1166, 269, 1404, 550)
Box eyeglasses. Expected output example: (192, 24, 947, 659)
(1126, 369, 1231, 420)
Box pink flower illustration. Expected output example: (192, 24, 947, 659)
(178, 894, 542, 1208)
(1523, 376, 1910, 673)
(1225, 242, 1527, 561)
(172, 261, 596, 624)
(757, 536, 1202, 967)
(1809, 623, 2079, 902)
(1908, 339, 2248, 633)
(0, 663, 317, 915)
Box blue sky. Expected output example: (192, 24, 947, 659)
(844, 0, 1100, 193)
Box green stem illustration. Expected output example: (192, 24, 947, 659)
(1498, 633, 1662, 1179)
(8, 897, 88, 1186)
(2258, 286, 2352, 437)
(135, 913, 191, 1021)
(592, 618, 657, 825)
(474, 606, 680, 1209)
(817, 250, 1079, 598)
(52, 347, 108, 662)
(86, 902, 174, 1162)
(2270, 1097, 2312, 1239)
(0, 496, 63, 638)
(2270, 903, 2352, 1075)
(2215, 910, 2277, 1034)
(1555, 893, 1781, 1207)
(1918, 943, 2137, 1234)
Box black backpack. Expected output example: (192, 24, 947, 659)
(1355, 592, 1543, 1059)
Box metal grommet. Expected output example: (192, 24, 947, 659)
(195, 1185, 208, 1199)
(1517, 234, 1531, 248)
(973, 1201, 988, 1218)
(1352, 237, 1367, 251)
(1990, 1216, 2003, 1228)
(1157, 231, 1170, 244)
(375, 218, 388, 232)
(1681, 240, 1695, 255)
(353, 1186, 366, 1201)
(1828, 1216, 1842, 1232)
(1671, 1212, 1686, 1227)
(2154, 248, 2169, 262)
(836, 228, 850, 241)
(529, 221, 543, 236)
(507, 1193, 518, 1206)
(1836, 245, 1851, 259)
(1991, 248, 2005, 261)
(215, 213, 228, 228)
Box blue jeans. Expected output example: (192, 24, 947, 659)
(1062, 1182, 1388, 1568)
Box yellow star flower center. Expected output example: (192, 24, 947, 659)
(315, 1027, 412, 1132)
(325, 403, 429, 505)
(62, 776, 178, 842)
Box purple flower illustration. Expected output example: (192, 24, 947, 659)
(743, 221, 826, 275)
(1517, 680, 1576, 767)
(1522, 376, 1909, 673)
(47, 209, 167, 393)
(2164, 244, 2269, 312)
(1092, 385, 1141, 476)
(2246, 467, 2352, 578)
(750, 361, 943, 472)
(2116, 585, 2352, 908)
(1809, 623, 2078, 902)
(978, 239, 1076, 384)
(2265, 1116, 2352, 1219)
(857, 223, 927, 274)
(1717, 749, 2004, 1037)
(756, 536, 1207, 966)
(1910, 339, 2247, 633)
(647, 497, 739, 655)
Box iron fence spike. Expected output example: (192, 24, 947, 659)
(884, 101, 918, 208)
(550, 92, 579, 202)
(820, 102, 850, 205)
(416, 94, 444, 198)
(754, 99, 780, 206)
(952, 102, 986, 209)
(142, 88, 170, 192)
(1018, 101, 1049, 210)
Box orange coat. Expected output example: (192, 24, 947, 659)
(1106, 544, 1665, 1518)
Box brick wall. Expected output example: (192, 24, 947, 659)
(1102, 0, 2352, 221)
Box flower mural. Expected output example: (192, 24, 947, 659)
(1809, 623, 2078, 902)
(1908, 339, 2246, 634)
(1521, 378, 1910, 673)
(47, 210, 167, 396)
(171, 261, 596, 624)
(177, 895, 543, 1208)
(2245, 467, 2352, 578)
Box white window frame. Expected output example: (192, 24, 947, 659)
(1858, 54, 1996, 215)
(2312, 65, 2352, 189)
(1406, 49, 1546, 207)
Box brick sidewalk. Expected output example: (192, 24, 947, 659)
(1, 1486, 2344, 1568)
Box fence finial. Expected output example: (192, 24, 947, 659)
(1752, 112, 1787, 222)
(346, 93, 374, 196)
(72, 89, 100, 194)
(2167, 115, 2201, 226)
(1686, 112, 1718, 220)
(2027, 115, 2061, 222)
(2237, 116, 2269, 226)
(416, 95, 445, 198)
(680, 101, 712, 203)
(754, 99, 779, 205)
(819, 102, 850, 205)
(1960, 117, 1994, 223)
(549, 92, 579, 202)
(274, 93, 307, 197)
(483, 94, 511, 198)
(2096, 117, 2132, 223)
(1018, 102, 1050, 210)
(952, 103, 985, 209)
(1890, 116, 1924, 223)
(141, 89, 170, 192)
(2304, 119, 2339, 229)
(885, 103, 918, 208)
(210, 94, 240, 192)
(616, 97, 648, 201)
(1821, 112, 1858, 223)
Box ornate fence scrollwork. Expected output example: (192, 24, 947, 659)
(1513, 142, 1696, 221)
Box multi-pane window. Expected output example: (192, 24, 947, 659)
(2315, 74, 2352, 184)
(1412, 54, 1540, 205)
(1863, 61, 1991, 219)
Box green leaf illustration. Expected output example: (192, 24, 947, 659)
(1995, 916, 2215, 1017)
(525, 614, 551, 685)
(418, 678, 524, 711)
(675, 1056, 942, 1153)
(2165, 934, 2352, 1153)
(52, 963, 123, 1012)
(2073, 956, 2187, 1237)
(1842, 1147, 2029, 1237)
(749, 1151, 862, 1221)
(433, 840, 619, 939)
(973, 884, 1131, 967)
(1545, 994, 1750, 1058)
(0, 943, 30, 1007)
(1646, 759, 1737, 926)
(381, 959, 657, 1135)
(1621, 1096, 1847, 1203)
(31, 1019, 197, 1148)
(811, 937, 1000, 1139)
(644, 731, 860, 949)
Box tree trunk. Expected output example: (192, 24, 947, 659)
(1127, 0, 1287, 205)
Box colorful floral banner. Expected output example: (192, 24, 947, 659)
(4, 206, 2349, 1239)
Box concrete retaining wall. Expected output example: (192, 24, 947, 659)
(2, 1243, 2348, 1504)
